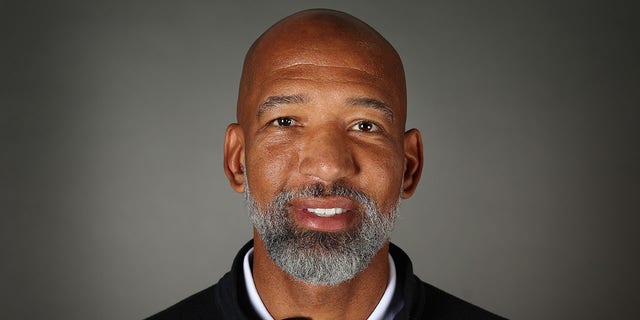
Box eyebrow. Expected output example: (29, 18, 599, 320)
(257, 94, 307, 117)
(347, 97, 394, 121)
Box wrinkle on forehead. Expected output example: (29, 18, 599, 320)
(277, 63, 376, 78)
(250, 63, 400, 119)
(267, 63, 383, 84)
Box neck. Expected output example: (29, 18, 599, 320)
(251, 231, 390, 319)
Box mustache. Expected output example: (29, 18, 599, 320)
(280, 183, 371, 201)
(266, 182, 375, 213)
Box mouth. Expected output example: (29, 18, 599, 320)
(290, 197, 358, 232)
(306, 207, 348, 217)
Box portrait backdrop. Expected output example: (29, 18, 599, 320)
(3, 1, 639, 319)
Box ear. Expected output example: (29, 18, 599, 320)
(401, 128, 423, 199)
(224, 123, 246, 193)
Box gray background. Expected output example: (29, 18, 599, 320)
(3, 1, 639, 319)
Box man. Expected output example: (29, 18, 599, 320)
(149, 9, 504, 319)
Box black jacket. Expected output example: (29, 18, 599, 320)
(147, 240, 505, 319)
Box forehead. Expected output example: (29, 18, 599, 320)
(248, 26, 403, 85)
(240, 40, 406, 123)
(257, 63, 398, 109)
(258, 38, 388, 75)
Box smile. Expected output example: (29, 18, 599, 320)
(306, 208, 348, 217)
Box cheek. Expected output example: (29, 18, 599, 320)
(245, 139, 300, 202)
(355, 144, 405, 206)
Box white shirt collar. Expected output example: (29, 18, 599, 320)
(243, 247, 398, 320)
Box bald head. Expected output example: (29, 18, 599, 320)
(237, 9, 407, 126)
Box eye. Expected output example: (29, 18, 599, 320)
(271, 117, 296, 127)
(351, 121, 380, 132)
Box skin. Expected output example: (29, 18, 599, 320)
(224, 9, 423, 319)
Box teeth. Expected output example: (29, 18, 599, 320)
(307, 208, 346, 217)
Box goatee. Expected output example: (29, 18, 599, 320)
(245, 180, 399, 286)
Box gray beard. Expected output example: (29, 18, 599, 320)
(244, 179, 399, 286)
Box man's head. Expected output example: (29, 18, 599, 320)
(224, 9, 423, 285)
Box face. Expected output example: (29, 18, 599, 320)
(243, 62, 407, 230)
(224, 11, 423, 284)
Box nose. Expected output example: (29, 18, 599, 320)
(298, 128, 356, 183)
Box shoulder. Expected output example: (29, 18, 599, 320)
(145, 241, 256, 320)
(145, 284, 220, 320)
(389, 243, 506, 319)
(413, 277, 507, 319)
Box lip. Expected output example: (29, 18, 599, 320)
(290, 197, 358, 232)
